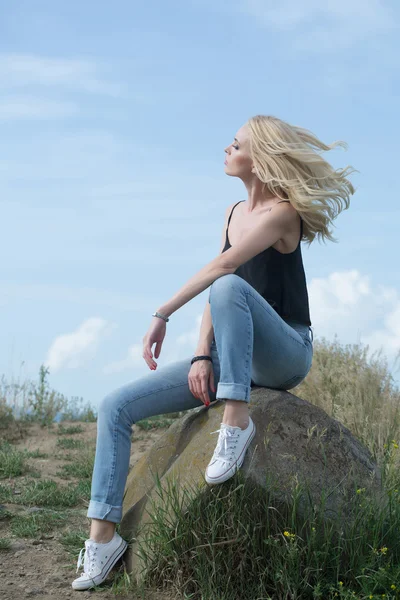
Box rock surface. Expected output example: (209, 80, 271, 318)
(120, 388, 384, 582)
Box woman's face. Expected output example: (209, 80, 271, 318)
(224, 124, 254, 178)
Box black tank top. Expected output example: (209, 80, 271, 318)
(222, 200, 312, 326)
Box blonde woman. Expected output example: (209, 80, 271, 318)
(72, 115, 356, 590)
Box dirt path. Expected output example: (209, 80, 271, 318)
(0, 420, 179, 599)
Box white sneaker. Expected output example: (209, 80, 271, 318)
(71, 531, 128, 591)
(205, 416, 256, 485)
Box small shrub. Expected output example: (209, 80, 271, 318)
(60, 397, 97, 422)
(26, 365, 68, 426)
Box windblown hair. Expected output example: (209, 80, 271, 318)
(247, 115, 358, 245)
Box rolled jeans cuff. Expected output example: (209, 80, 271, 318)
(216, 382, 250, 403)
(87, 499, 122, 524)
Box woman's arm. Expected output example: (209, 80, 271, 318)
(156, 254, 232, 319)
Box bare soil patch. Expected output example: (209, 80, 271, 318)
(0, 420, 178, 599)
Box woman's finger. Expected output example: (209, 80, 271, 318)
(200, 381, 210, 406)
(143, 343, 156, 369)
(192, 379, 202, 403)
(193, 379, 206, 405)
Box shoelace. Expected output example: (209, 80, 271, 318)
(209, 425, 240, 464)
(76, 543, 95, 575)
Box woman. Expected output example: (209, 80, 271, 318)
(72, 115, 356, 590)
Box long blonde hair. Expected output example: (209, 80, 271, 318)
(247, 115, 358, 245)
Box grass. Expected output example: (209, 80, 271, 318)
(0, 442, 29, 478)
(128, 467, 400, 600)
(0, 336, 399, 598)
(25, 449, 49, 459)
(0, 505, 12, 521)
(10, 510, 67, 538)
(56, 437, 84, 449)
(59, 527, 89, 555)
(56, 450, 95, 479)
(0, 538, 11, 550)
(0, 442, 49, 479)
(56, 424, 84, 435)
(0, 478, 91, 508)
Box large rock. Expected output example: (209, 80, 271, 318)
(120, 387, 384, 582)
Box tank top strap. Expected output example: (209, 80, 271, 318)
(227, 200, 244, 228)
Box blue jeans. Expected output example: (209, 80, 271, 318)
(87, 274, 313, 523)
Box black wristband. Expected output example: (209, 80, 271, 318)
(191, 355, 213, 366)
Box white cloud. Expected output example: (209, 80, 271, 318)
(309, 269, 371, 318)
(103, 344, 143, 375)
(103, 314, 203, 375)
(45, 317, 116, 372)
(175, 314, 203, 348)
(361, 303, 400, 359)
(309, 270, 400, 377)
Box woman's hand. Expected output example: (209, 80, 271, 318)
(142, 317, 166, 370)
(188, 358, 216, 407)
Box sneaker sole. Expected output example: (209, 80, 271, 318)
(205, 419, 256, 485)
(71, 538, 128, 591)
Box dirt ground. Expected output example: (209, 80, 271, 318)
(0, 420, 179, 600)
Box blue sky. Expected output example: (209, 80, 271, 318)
(1, 0, 399, 410)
